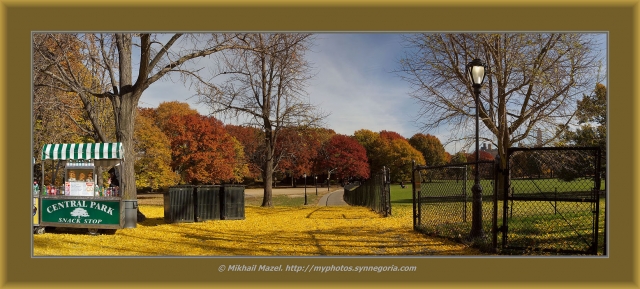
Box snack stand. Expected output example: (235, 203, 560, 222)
(34, 143, 125, 235)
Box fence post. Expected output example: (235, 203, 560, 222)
(492, 158, 499, 253)
(594, 148, 602, 255)
(502, 150, 510, 249)
(463, 165, 468, 222)
(554, 188, 557, 215)
(510, 188, 513, 218)
(382, 166, 387, 215)
(412, 160, 417, 230)
(386, 166, 391, 217)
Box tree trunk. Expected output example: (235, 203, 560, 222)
(113, 33, 145, 228)
(496, 121, 510, 201)
(261, 154, 274, 207)
(116, 93, 144, 226)
(117, 96, 136, 199)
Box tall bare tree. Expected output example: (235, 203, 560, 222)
(33, 34, 115, 150)
(398, 33, 604, 169)
(33, 33, 241, 227)
(196, 33, 325, 207)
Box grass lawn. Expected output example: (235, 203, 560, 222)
(392, 178, 604, 196)
(509, 178, 605, 194)
(389, 184, 414, 204)
(394, 180, 606, 255)
(501, 198, 606, 254)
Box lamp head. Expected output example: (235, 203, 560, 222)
(466, 58, 487, 87)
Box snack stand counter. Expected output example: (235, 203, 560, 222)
(34, 143, 125, 235)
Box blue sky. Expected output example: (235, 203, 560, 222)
(305, 34, 421, 137)
(139, 33, 607, 155)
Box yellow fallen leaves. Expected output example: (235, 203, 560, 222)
(33, 205, 482, 256)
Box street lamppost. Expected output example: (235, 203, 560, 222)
(303, 173, 308, 205)
(466, 58, 487, 239)
(327, 168, 337, 192)
(315, 176, 318, 195)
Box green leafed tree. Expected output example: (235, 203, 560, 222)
(408, 133, 448, 167)
(560, 83, 606, 149)
(451, 152, 467, 164)
(558, 83, 607, 183)
(353, 129, 424, 182)
(353, 129, 386, 173)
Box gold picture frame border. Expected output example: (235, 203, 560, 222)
(1, 1, 636, 288)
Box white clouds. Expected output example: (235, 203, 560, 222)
(306, 33, 421, 138)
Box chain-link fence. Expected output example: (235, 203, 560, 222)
(412, 161, 498, 251)
(412, 147, 606, 255)
(343, 167, 391, 217)
(504, 147, 604, 254)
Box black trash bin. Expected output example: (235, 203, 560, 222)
(195, 185, 221, 221)
(164, 185, 195, 223)
(221, 185, 245, 220)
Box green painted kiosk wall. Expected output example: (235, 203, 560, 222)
(40, 198, 122, 227)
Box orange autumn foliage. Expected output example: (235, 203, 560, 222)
(165, 114, 238, 184)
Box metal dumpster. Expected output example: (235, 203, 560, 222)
(195, 185, 221, 221)
(221, 185, 245, 220)
(164, 185, 195, 223)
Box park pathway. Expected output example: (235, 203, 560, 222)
(317, 189, 348, 206)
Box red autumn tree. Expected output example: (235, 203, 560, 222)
(466, 150, 496, 162)
(276, 127, 326, 183)
(380, 130, 405, 142)
(315, 134, 369, 180)
(165, 114, 237, 184)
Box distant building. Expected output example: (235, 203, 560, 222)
(515, 128, 544, 149)
(480, 142, 499, 158)
(536, 128, 542, 147)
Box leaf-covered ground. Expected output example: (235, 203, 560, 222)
(33, 205, 483, 256)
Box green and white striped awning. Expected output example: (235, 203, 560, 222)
(41, 143, 124, 160)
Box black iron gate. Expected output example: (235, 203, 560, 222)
(412, 161, 498, 251)
(502, 147, 604, 255)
